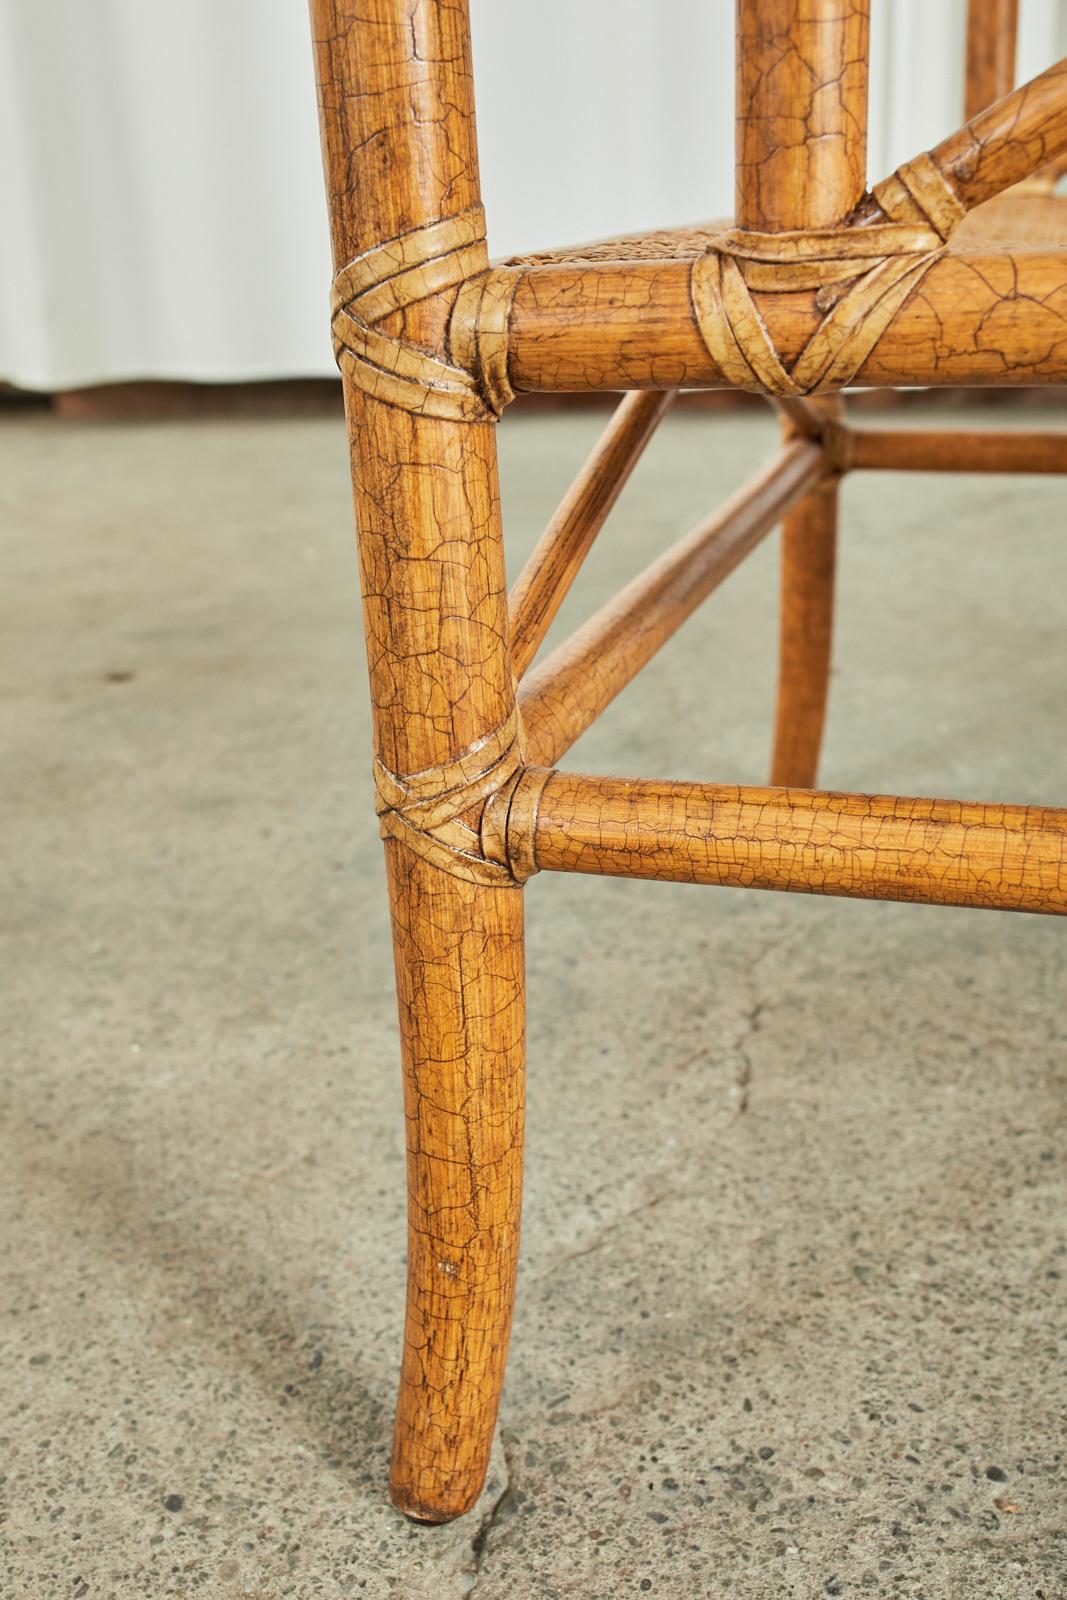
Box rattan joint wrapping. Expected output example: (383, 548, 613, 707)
(331, 207, 514, 421)
(374, 711, 532, 886)
(691, 155, 967, 397)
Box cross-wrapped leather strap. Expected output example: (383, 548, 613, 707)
(331, 207, 514, 422)
(450, 268, 518, 416)
(691, 154, 967, 397)
(373, 710, 530, 886)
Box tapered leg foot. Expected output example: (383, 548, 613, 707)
(770, 477, 838, 788)
(385, 847, 525, 1524)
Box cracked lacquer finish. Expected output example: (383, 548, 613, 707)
(770, 468, 839, 787)
(856, 55, 1067, 227)
(310, 0, 523, 1523)
(504, 204, 1067, 394)
(498, 53, 1067, 398)
(307, 0, 1067, 1526)
(529, 777, 1067, 915)
(735, 2, 865, 788)
(736, 0, 869, 232)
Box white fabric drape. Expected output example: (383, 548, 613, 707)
(0, 0, 1062, 389)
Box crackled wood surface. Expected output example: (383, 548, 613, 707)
(500, 48, 1067, 400)
(736, 0, 869, 231)
(311, 0, 524, 1524)
(735, 13, 858, 786)
(529, 776, 1067, 915)
(504, 241, 1067, 395)
(856, 56, 1067, 227)
(308, 0, 1067, 1528)
(770, 473, 839, 786)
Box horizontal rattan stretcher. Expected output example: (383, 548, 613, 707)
(492, 192, 1067, 397)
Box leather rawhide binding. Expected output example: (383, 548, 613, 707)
(691, 154, 967, 397)
(449, 268, 519, 416)
(481, 762, 552, 885)
(331, 207, 515, 421)
(373, 711, 529, 886)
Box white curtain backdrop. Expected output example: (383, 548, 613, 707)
(0, 0, 1063, 389)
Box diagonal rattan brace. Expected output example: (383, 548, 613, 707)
(374, 711, 530, 886)
(691, 154, 966, 397)
(870, 152, 968, 239)
(331, 207, 515, 422)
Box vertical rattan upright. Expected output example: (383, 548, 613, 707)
(308, 0, 1067, 1522)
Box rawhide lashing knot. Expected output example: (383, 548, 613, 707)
(330, 207, 516, 421)
(373, 710, 543, 887)
(691, 153, 966, 397)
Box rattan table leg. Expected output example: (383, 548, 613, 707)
(310, 0, 524, 1524)
(771, 472, 839, 787)
(735, 2, 867, 787)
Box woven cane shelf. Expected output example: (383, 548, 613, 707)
(510, 191, 1067, 267)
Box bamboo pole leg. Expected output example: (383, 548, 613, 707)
(309, 0, 524, 1522)
(770, 477, 838, 788)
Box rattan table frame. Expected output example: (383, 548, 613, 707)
(307, 0, 1067, 1522)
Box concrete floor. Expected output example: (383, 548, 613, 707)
(2, 404, 1065, 1599)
